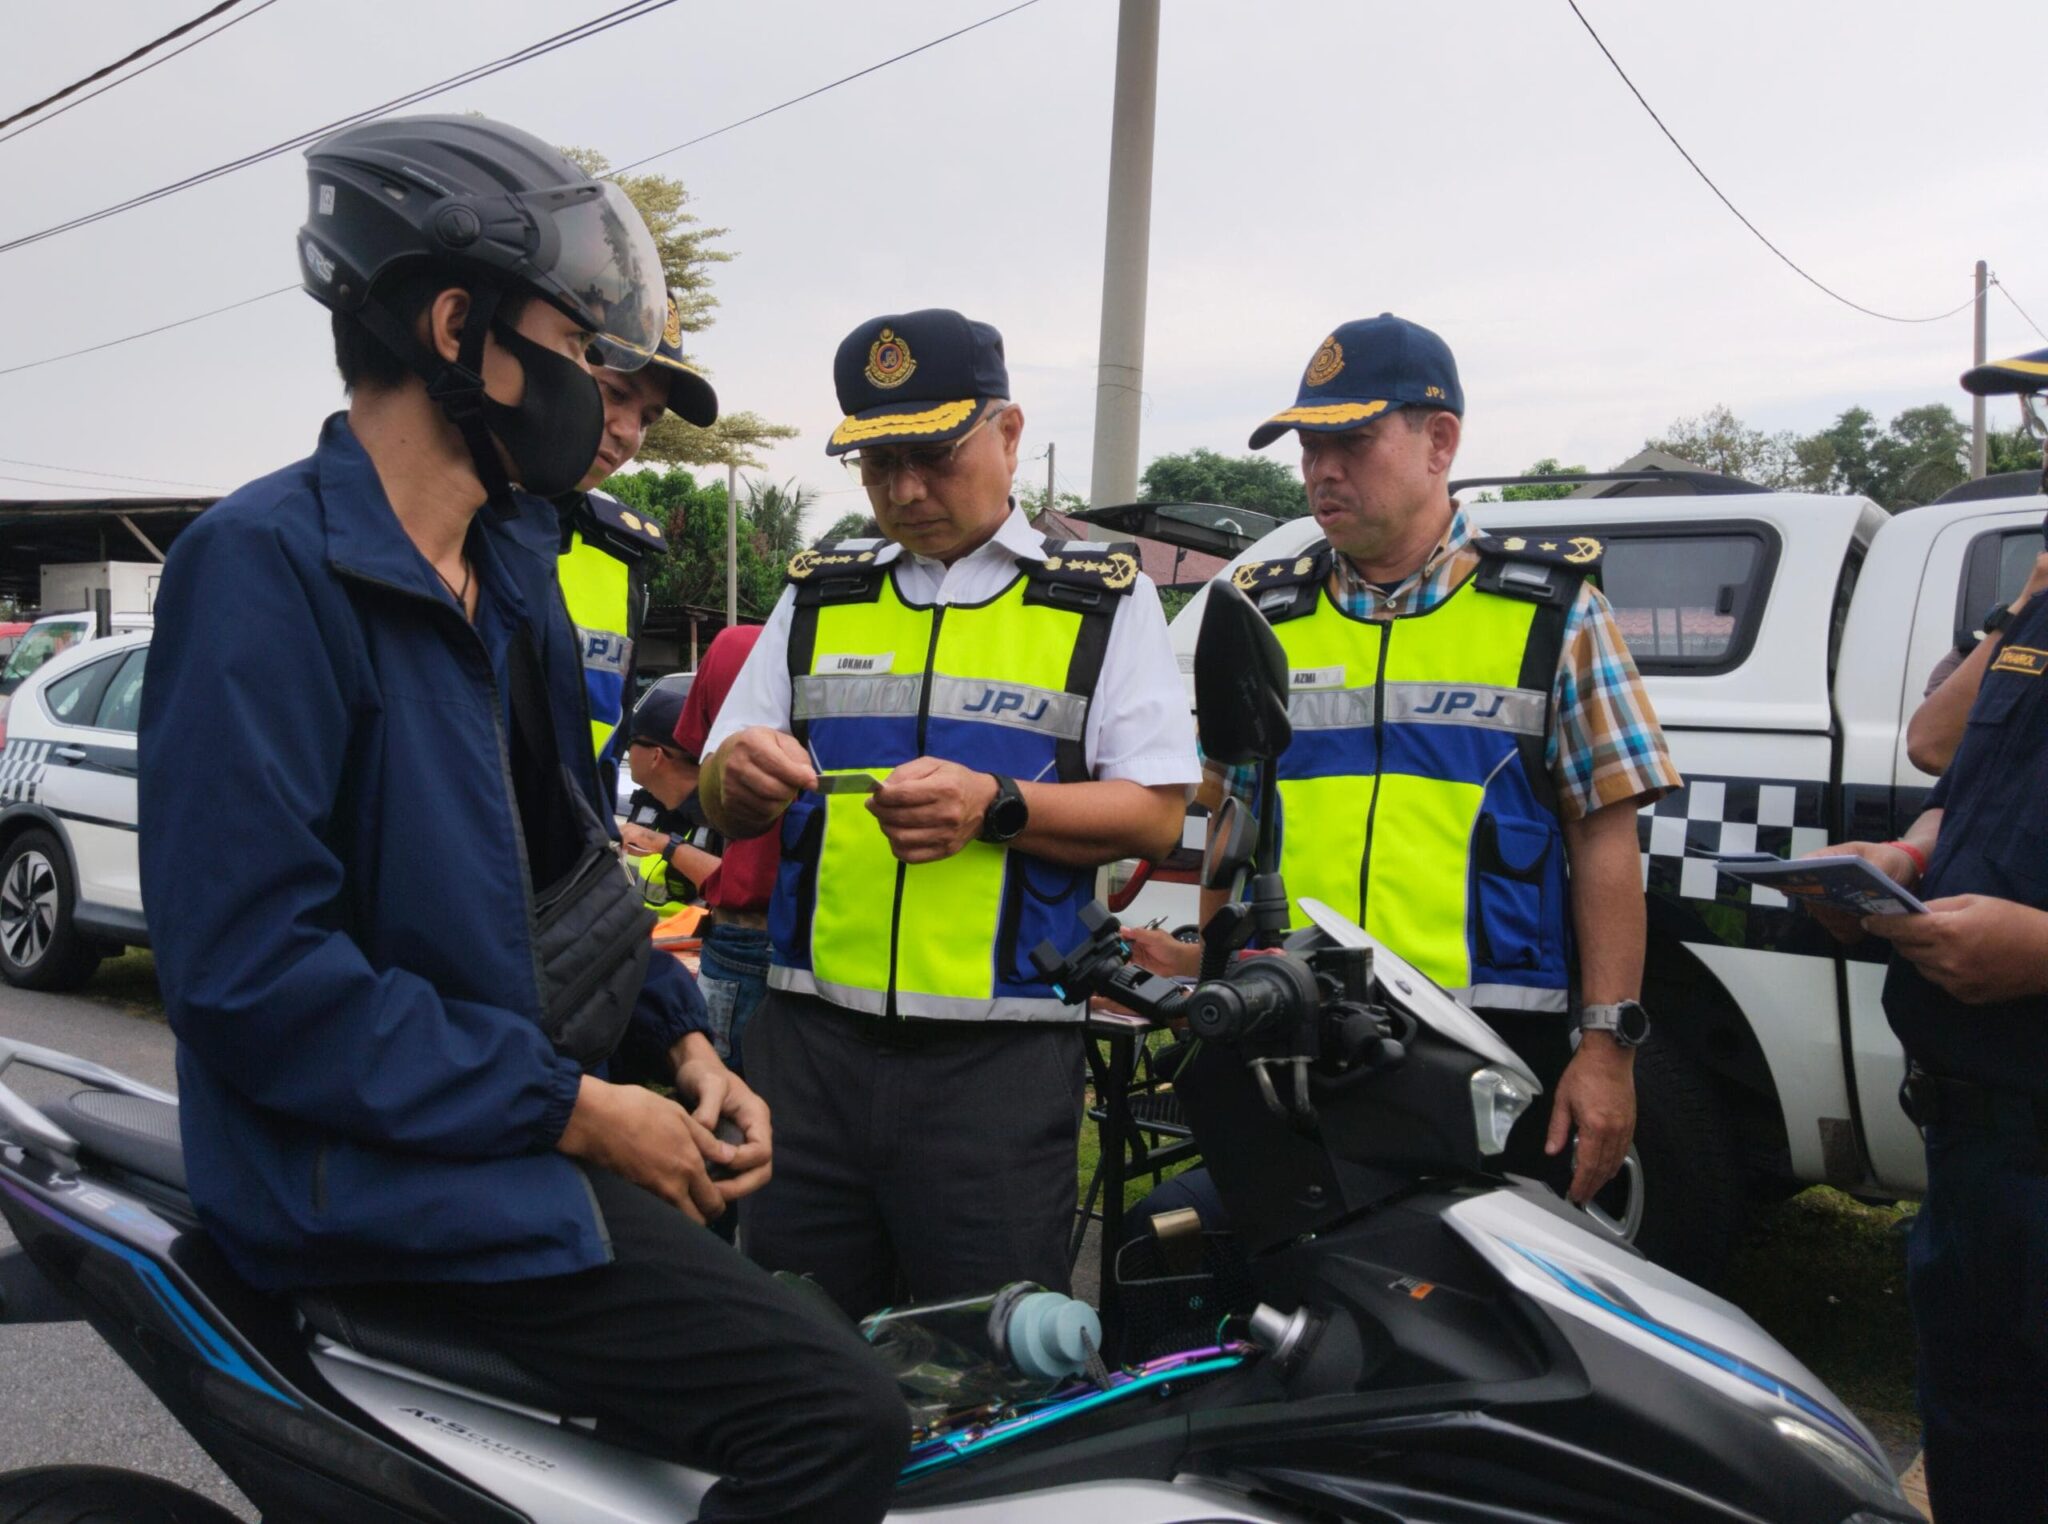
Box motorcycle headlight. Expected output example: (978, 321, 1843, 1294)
(1770, 1416, 1906, 1507)
(1469, 1066, 1535, 1155)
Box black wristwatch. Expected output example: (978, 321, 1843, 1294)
(1576, 999, 1651, 1050)
(664, 833, 688, 863)
(1982, 601, 2016, 636)
(978, 773, 1029, 844)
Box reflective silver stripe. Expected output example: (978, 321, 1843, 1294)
(1287, 685, 1375, 731)
(769, 965, 1081, 1023)
(926, 675, 1087, 741)
(1383, 682, 1545, 737)
(1458, 982, 1570, 1014)
(792, 672, 922, 722)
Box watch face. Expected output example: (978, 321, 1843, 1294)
(1618, 1002, 1650, 1043)
(991, 794, 1029, 837)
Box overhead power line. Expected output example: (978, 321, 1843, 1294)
(0, 0, 1050, 380)
(614, 0, 1044, 172)
(0, 285, 295, 379)
(0, 472, 173, 498)
(0, 0, 285, 149)
(0, 457, 224, 491)
(1563, 0, 1982, 326)
(0, 0, 683, 258)
(0, 0, 253, 133)
(1994, 279, 2048, 345)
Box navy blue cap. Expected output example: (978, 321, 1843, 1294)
(826, 308, 1009, 456)
(596, 291, 718, 427)
(1248, 314, 1463, 449)
(1962, 346, 2048, 397)
(629, 678, 688, 749)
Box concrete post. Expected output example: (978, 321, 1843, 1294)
(726, 462, 739, 627)
(1971, 260, 1989, 480)
(1087, 0, 1160, 527)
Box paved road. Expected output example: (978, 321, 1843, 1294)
(0, 982, 253, 1515)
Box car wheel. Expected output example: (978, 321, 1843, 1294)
(0, 829, 102, 991)
(1512, 1038, 1747, 1288)
(0, 1466, 241, 1524)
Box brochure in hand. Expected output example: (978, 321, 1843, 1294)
(1703, 852, 1929, 917)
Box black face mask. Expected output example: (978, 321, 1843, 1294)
(480, 321, 605, 500)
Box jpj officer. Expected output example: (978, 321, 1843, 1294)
(562, 291, 719, 794)
(700, 309, 1198, 1316)
(1811, 345, 2048, 1524)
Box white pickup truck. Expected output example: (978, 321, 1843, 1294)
(1121, 470, 2048, 1284)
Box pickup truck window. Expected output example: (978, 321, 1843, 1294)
(1514, 521, 1780, 675)
(1957, 526, 2046, 640)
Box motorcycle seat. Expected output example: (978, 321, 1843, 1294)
(296, 1288, 575, 1414)
(43, 1089, 186, 1191)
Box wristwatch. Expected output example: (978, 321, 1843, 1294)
(978, 773, 1029, 844)
(664, 833, 689, 863)
(1576, 999, 1651, 1050)
(1982, 601, 2016, 637)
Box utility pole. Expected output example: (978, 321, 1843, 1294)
(1087, 0, 1160, 527)
(1046, 441, 1056, 516)
(726, 461, 739, 627)
(1971, 260, 1989, 480)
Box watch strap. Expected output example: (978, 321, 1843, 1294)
(1578, 1000, 1650, 1048)
(979, 773, 1027, 843)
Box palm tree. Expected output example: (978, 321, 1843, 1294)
(741, 478, 812, 566)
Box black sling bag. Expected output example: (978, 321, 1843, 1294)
(503, 631, 654, 1069)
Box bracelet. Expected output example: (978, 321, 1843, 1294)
(1885, 840, 1928, 879)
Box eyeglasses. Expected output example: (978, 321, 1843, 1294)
(843, 403, 1008, 486)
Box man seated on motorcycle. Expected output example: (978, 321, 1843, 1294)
(139, 114, 907, 1523)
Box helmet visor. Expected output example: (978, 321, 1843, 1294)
(525, 181, 665, 370)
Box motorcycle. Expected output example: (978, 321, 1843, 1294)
(0, 581, 1916, 1523)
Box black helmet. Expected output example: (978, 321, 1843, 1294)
(300, 114, 667, 506)
(300, 113, 664, 358)
(595, 291, 720, 428)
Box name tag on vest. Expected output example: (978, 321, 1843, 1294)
(1289, 665, 1346, 690)
(816, 652, 895, 676)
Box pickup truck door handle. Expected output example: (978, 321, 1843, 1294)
(52, 747, 88, 763)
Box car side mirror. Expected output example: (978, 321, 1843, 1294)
(1194, 578, 1292, 766)
(1201, 796, 1255, 890)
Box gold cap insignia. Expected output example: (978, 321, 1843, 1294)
(864, 328, 917, 389)
(662, 297, 682, 351)
(1305, 335, 1345, 387)
(1565, 535, 1602, 565)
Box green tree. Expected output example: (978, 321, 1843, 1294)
(1139, 448, 1309, 519)
(606, 467, 785, 619)
(1799, 404, 1970, 508)
(1643, 405, 1801, 488)
(1014, 484, 1090, 521)
(742, 479, 812, 567)
(1475, 457, 1588, 502)
(823, 510, 878, 541)
(1987, 425, 2045, 478)
(562, 146, 796, 470)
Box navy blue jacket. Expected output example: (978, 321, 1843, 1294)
(139, 416, 706, 1291)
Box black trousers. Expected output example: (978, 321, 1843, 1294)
(743, 988, 1088, 1320)
(401, 1164, 909, 1523)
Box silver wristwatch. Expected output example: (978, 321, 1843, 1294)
(1575, 999, 1650, 1050)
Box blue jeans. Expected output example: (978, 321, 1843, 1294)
(698, 923, 770, 1074)
(1909, 1120, 2048, 1523)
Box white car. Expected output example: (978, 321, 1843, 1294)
(0, 629, 150, 989)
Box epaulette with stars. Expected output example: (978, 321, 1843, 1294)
(571, 491, 671, 564)
(1471, 531, 1603, 607)
(1226, 540, 1333, 623)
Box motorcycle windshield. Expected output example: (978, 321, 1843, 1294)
(1296, 897, 1539, 1088)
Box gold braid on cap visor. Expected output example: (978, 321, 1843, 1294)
(1263, 399, 1391, 428)
(830, 398, 982, 448)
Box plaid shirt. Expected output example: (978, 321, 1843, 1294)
(1210, 507, 1680, 821)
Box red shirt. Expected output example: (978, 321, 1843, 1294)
(673, 625, 779, 915)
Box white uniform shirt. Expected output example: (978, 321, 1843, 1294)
(703, 505, 1200, 790)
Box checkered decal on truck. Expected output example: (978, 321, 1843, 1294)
(0, 741, 50, 805)
(1639, 777, 1832, 908)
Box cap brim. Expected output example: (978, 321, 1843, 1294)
(1961, 349, 2048, 397)
(826, 396, 991, 456)
(1247, 398, 1400, 449)
(649, 355, 719, 427)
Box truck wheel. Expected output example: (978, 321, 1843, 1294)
(0, 830, 101, 991)
(1590, 1039, 1747, 1287)
(1514, 1037, 1747, 1288)
(0, 1466, 241, 1524)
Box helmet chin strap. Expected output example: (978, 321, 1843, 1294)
(354, 283, 522, 519)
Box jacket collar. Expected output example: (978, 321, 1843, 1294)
(316, 413, 559, 620)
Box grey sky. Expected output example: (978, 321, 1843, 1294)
(2, 0, 2043, 534)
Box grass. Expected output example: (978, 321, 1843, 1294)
(81, 946, 166, 1019)
(1721, 1186, 1920, 1460)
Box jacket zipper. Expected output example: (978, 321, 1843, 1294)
(1357, 626, 1393, 925)
(885, 607, 948, 1019)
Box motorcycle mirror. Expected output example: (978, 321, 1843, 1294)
(1202, 796, 1255, 890)
(1195, 579, 1293, 765)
